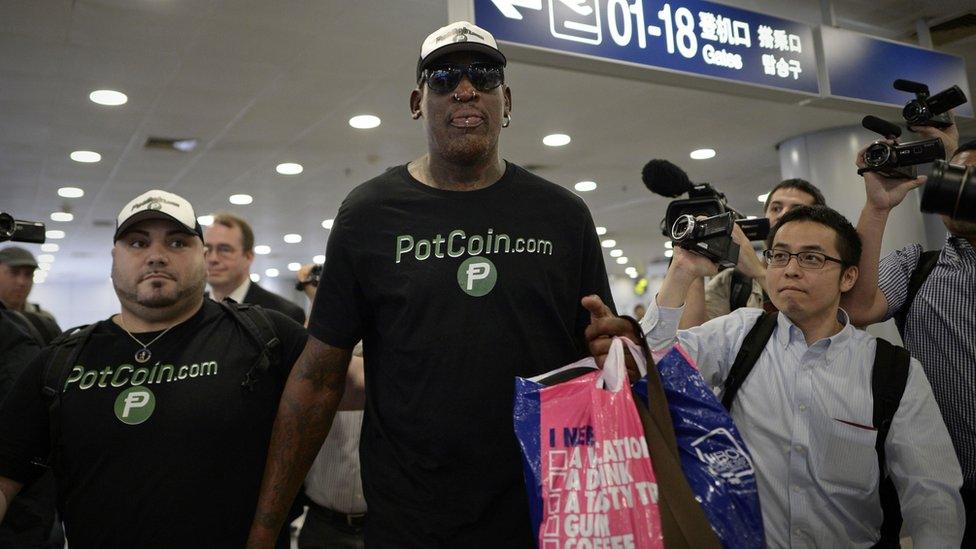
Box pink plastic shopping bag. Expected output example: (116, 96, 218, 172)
(514, 337, 664, 549)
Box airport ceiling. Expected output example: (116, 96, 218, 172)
(2, 0, 975, 283)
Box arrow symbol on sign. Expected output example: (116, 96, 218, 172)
(491, 0, 543, 20)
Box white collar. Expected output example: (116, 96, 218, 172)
(226, 278, 251, 304)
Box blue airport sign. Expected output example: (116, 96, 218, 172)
(473, 0, 820, 94)
(820, 26, 973, 117)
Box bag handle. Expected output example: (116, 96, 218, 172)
(597, 337, 647, 392)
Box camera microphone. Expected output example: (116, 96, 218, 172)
(641, 159, 693, 197)
(862, 115, 902, 138)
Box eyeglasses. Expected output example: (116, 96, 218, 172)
(421, 63, 504, 94)
(762, 249, 844, 270)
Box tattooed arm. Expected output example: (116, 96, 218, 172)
(246, 336, 352, 548)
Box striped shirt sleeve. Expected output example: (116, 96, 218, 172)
(878, 243, 923, 322)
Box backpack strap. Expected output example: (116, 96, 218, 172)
(218, 300, 280, 391)
(8, 310, 46, 346)
(37, 324, 96, 468)
(721, 311, 778, 411)
(893, 250, 939, 337)
(728, 269, 754, 312)
(871, 338, 912, 548)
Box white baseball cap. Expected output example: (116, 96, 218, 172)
(114, 189, 203, 242)
(416, 21, 506, 81)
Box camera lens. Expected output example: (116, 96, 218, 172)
(864, 143, 893, 168)
(902, 100, 928, 125)
(922, 160, 976, 221)
(671, 215, 696, 242)
(0, 213, 15, 242)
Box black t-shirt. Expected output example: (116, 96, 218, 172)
(0, 299, 308, 548)
(309, 162, 614, 545)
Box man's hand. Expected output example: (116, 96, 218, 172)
(582, 295, 641, 381)
(296, 263, 318, 300)
(909, 111, 959, 159)
(731, 224, 765, 282)
(856, 141, 927, 214)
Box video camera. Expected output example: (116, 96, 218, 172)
(922, 160, 975, 222)
(894, 79, 968, 130)
(642, 159, 770, 269)
(860, 115, 945, 179)
(0, 213, 45, 244)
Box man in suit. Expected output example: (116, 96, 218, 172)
(204, 212, 306, 324)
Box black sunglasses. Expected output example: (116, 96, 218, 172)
(421, 63, 505, 94)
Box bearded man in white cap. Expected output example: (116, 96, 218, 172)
(247, 21, 615, 548)
(0, 190, 309, 548)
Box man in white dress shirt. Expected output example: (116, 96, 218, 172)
(589, 205, 963, 547)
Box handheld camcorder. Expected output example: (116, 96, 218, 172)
(642, 159, 770, 268)
(921, 160, 975, 222)
(294, 263, 323, 291)
(0, 213, 46, 244)
(670, 212, 740, 269)
(860, 116, 945, 179)
(894, 79, 968, 130)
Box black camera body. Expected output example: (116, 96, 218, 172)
(670, 212, 740, 270)
(863, 137, 946, 179)
(0, 213, 46, 244)
(894, 79, 968, 129)
(294, 263, 323, 291)
(662, 182, 730, 237)
(922, 160, 975, 222)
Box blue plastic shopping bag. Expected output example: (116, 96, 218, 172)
(634, 343, 763, 549)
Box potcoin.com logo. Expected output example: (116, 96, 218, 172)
(114, 386, 156, 425)
(457, 257, 497, 297)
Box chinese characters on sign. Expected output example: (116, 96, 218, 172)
(476, 0, 819, 94)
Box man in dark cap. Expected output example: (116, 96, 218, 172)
(0, 247, 60, 343)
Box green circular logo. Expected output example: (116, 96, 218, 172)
(114, 386, 156, 425)
(457, 256, 497, 297)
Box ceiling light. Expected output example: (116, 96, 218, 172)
(283, 233, 302, 244)
(349, 115, 381, 129)
(321, 219, 334, 230)
(57, 187, 84, 198)
(37, 263, 52, 271)
(254, 245, 271, 255)
(50, 212, 73, 222)
(746, 215, 758, 220)
(628, 271, 638, 279)
(690, 148, 716, 160)
(601, 239, 616, 248)
(172, 139, 199, 152)
(197, 215, 214, 226)
(543, 133, 571, 147)
(596, 226, 607, 236)
(250, 273, 261, 283)
(46, 230, 65, 240)
(757, 193, 769, 203)
(229, 194, 253, 205)
(37, 254, 55, 263)
(89, 89, 128, 106)
(610, 249, 623, 258)
(276, 162, 303, 175)
(665, 241, 673, 249)
(313, 254, 325, 264)
(265, 268, 279, 278)
(574, 181, 597, 192)
(665, 250, 674, 258)
(616, 256, 628, 265)
(625, 267, 637, 275)
(287, 262, 302, 272)
(40, 243, 59, 252)
(70, 150, 101, 163)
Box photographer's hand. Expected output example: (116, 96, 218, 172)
(731, 224, 767, 291)
(909, 110, 959, 159)
(658, 247, 718, 309)
(297, 263, 318, 300)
